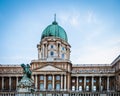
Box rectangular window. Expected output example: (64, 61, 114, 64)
(40, 83, 44, 90)
(40, 76, 44, 80)
(56, 83, 60, 90)
(93, 86, 96, 91)
(79, 86, 82, 91)
(48, 83, 52, 90)
(72, 86, 75, 91)
(86, 79, 89, 83)
(72, 79, 75, 83)
(79, 79, 82, 83)
(56, 75, 60, 80)
(48, 76, 52, 80)
(62, 54, 64, 59)
(86, 86, 89, 91)
(94, 80, 96, 83)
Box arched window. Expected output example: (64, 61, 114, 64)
(51, 45, 53, 48)
(62, 47, 64, 50)
(50, 51, 54, 56)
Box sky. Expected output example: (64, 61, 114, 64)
(0, 0, 120, 64)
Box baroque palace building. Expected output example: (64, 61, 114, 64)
(0, 17, 120, 95)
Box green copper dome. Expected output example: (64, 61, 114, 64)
(41, 21, 68, 42)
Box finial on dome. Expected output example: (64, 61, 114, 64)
(52, 13, 58, 25)
(54, 13, 56, 22)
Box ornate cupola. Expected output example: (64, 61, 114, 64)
(37, 15, 71, 62)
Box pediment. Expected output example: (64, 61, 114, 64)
(35, 65, 63, 72)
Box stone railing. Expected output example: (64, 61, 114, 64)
(0, 91, 120, 96)
(31, 58, 71, 63)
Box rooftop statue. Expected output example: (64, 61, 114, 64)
(21, 63, 32, 78)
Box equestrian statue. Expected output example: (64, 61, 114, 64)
(21, 63, 32, 79)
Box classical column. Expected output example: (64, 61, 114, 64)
(99, 76, 101, 91)
(61, 75, 63, 90)
(45, 44, 48, 58)
(32, 75, 34, 80)
(67, 74, 70, 91)
(64, 75, 66, 90)
(16, 77, 18, 89)
(84, 76, 86, 91)
(42, 45, 44, 58)
(35, 75, 38, 89)
(44, 75, 46, 90)
(52, 75, 55, 90)
(91, 76, 94, 92)
(2, 77, 4, 90)
(76, 76, 79, 91)
(107, 76, 109, 91)
(9, 76, 11, 90)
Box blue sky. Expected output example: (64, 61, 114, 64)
(0, 0, 120, 64)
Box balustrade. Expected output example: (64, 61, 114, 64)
(0, 91, 120, 96)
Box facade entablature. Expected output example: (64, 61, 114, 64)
(40, 37, 70, 47)
(71, 73, 115, 77)
(71, 69, 115, 74)
(31, 59, 71, 63)
(0, 73, 23, 77)
(0, 64, 21, 67)
(72, 64, 112, 67)
(32, 71, 66, 75)
(0, 67, 23, 74)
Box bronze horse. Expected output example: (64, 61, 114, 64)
(21, 63, 32, 78)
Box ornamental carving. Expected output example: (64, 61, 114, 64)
(0, 67, 23, 74)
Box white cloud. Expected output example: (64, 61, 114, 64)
(58, 12, 80, 27)
(86, 10, 97, 24)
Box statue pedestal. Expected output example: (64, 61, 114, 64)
(17, 75, 35, 95)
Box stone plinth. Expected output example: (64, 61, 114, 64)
(17, 74, 34, 95)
